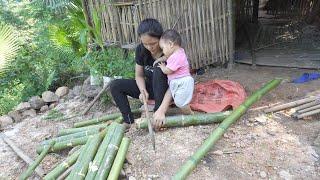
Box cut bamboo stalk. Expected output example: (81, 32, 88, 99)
(41, 129, 99, 145)
(19, 141, 56, 180)
(107, 137, 131, 180)
(137, 111, 231, 129)
(297, 108, 320, 119)
(68, 131, 105, 179)
(173, 79, 282, 179)
(292, 101, 320, 112)
(2, 136, 45, 177)
(74, 109, 139, 128)
(264, 96, 317, 113)
(297, 104, 320, 114)
(85, 122, 118, 179)
(95, 123, 125, 180)
(37, 129, 107, 154)
(58, 123, 109, 136)
(44, 148, 82, 180)
(57, 164, 74, 180)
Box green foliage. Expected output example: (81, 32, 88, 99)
(43, 109, 64, 120)
(0, 23, 20, 74)
(85, 48, 135, 78)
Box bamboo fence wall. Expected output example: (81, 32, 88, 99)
(86, 0, 234, 69)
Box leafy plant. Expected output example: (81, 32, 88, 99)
(0, 24, 20, 74)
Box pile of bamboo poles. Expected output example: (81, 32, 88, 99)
(43, 122, 130, 179)
(264, 95, 320, 119)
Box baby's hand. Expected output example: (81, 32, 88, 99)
(158, 62, 166, 69)
(153, 56, 167, 66)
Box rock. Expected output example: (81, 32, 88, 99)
(22, 109, 37, 118)
(128, 176, 136, 180)
(255, 115, 267, 124)
(42, 91, 59, 103)
(8, 111, 23, 123)
(40, 105, 49, 112)
(28, 96, 45, 109)
(278, 170, 292, 180)
(49, 103, 58, 109)
(0, 115, 14, 128)
(55, 86, 69, 98)
(15, 102, 31, 112)
(260, 171, 267, 178)
(213, 150, 224, 156)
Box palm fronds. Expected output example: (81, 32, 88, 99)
(0, 24, 19, 73)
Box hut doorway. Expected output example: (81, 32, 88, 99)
(234, 0, 320, 69)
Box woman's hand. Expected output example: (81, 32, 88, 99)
(153, 109, 165, 131)
(139, 90, 149, 103)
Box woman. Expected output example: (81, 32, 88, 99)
(110, 18, 170, 128)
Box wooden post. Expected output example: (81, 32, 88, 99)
(227, 0, 235, 69)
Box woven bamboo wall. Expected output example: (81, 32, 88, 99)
(86, 0, 234, 69)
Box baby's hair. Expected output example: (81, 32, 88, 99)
(161, 29, 182, 46)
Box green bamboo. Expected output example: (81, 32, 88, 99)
(74, 109, 140, 128)
(137, 111, 232, 129)
(85, 122, 118, 179)
(43, 147, 82, 180)
(58, 123, 109, 136)
(19, 141, 56, 180)
(69, 130, 105, 179)
(107, 137, 131, 180)
(41, 129, 99, 145)
(173, 79, 282, 179)
(95, 123, 125, 180)
(37, 129, 108, 154)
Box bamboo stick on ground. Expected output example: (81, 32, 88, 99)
(291, 100, 320, 113)
(297, 104, 320, 114)
(297, 108, 320, 119)
(95, 123, 125, 180)
(137, 111, 231, 129)
(107, 137, 131, 180)
(37, 129, 107, 154)
(85, 122, 118, 179)
(57, 164, 74, 180)
(20, 141, 56, 180)
(41, 129, 100, 145)
(43, 148, 82, 180)
(2, 136, 46, 177)
(74, 109, 140, 128)
(173, 79, 282, 179)
(264, 96, 317, 113)
(68, 131, 105, 179)
(58, 123, 109, 136)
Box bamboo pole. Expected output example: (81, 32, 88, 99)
(173, 79, 282, 179)
(107, 137, 131, 180)
(2, 136, 45, 177)
(297, 108, 320, 119)
(227, 0, 234, 68)
(95, 123, 125, 180)
(41, 129, 99, 145)
(85, 122, 118, 179)
(264, 96, 317, 113)
(83, 85, 110, 116)
(58, 123, 109, 136)
(44, 148, 82, 180)
(137, 111, 231, 129)
(291, 100, 320, 112)
(69, 131, 104, 179)
(57, 164, 74, 180)
(37, 129, 107, 154)
(297, 104, 320, 114)
(19, 141, 56, 180)
(74, 109, 139, 128)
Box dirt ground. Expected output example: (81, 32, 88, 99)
(1, 64, 320, 180)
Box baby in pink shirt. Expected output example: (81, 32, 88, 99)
(157, 29, 194, 114)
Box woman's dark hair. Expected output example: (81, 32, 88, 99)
(161, 29, 182, 46)
(138, 18, 163, 39)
